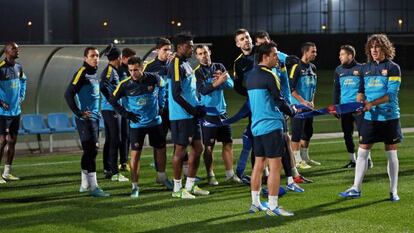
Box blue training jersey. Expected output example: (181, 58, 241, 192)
(247, 65, 294, 136)
(111, 72, 162, 128)
(333, 60, 364, 105)
(289, 61, 317, 105)
(195, 62, 233, 116)
(167, 56, 199, 121)
(100, 64, 120, 111)
(362, 59, 401, 121)
(272, 64, 291, 105)
(0, 60, 27, 116)
(143, 57, 167, 110)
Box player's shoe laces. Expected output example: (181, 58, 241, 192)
(172, 188, 195, 199)
(294, 175, 313, 184)
(339, 187, 361, 198)
(225, 175, 242, 184)
(297, 161, 312, 169)
(368, 159, 374, 169)
(343, 161, 356, 168)
(266, 207, 294, 217)
(156, 178, 173, 190)
(191, 185, 210, 196)
(90, 187, 110, 197)
(2, 174, 20, 181)
(390, 192, 400, 202)
(287, 183, 305, 193)
(249, 203, 267, 213)
(305, 159, 321, 166)
(130, 188, 139, 198)
(111, 173, 129, 182)
(208, 176, 219, 186)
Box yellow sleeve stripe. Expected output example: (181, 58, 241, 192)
(234, 53, 243, 62)
(280, 67, 287, 72)
(143, 59, 155, 71)
(106, 66, 113, 79)
(72, 67, 86, 85)
(289, 64, 298, 79)
(174, 58, 180, 82)
(194, 64, 201, 72)
(0, 61, 5, 68)
(261, 67, 281, 90)
(113, 77, 131, 96)
(389, 76, 401, 82)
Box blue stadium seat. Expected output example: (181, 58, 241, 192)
(47, 113, 75, 133)
(21, 114, 52, 134)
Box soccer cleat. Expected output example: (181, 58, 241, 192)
(79, 186, 90, 193)
(172, 188, 195, 199)
(119, 163, 130, 172)
(297, 161, 312, 169)
(90, 188, 110, 197)
(111, 173, 129, 182)
(368, 159, 374, 169)
(279, 187, 287, 197)
(225, 175, 242, 184)
(306, 159, 321, 166)
(195, 176, 203, 182)
(191, 185, 210, 196)
(156, 178, 174, 190)
(339, 188, 361, 198)
(343, 161, 356, 168)
(287, 183, 305, 193)
(294, 175, 313, 184)
(238, 174, 251, 185)
(390, 193, 400, 202)
(2, 174, 20, 181)
(0, 178, 6, 184)
(249, 203, 267, 213)
(266, 207, 294, 217)
(130, 188, 139, 198)
(208, 176, 219, 186)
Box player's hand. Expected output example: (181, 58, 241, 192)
(126, 111, 140, 123)
(81, 111, 92, 119)
(0, 101, 9, 110)
(301, 101, 314, 109)
(363, 101, 373, 112)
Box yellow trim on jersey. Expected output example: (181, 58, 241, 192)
(174, 58, 180, 82)
(0, 61, 5, 68)
(143, 59, 155, 71)
(289, 64, 298, 79)
(72, 67, 86, 85)
(234, 53, 243, 62)
(388, 76, 401, 82)
(261, 67, 281, 90)
(106, 66, 113, 79)
(280, 66, 287, 72)
(233, 53, 243, 77)
(194, 64, 201, 72)
(113, 76, 131, 96)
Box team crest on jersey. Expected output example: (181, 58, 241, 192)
(137, 97, 147, 106)
(381, 69, 388, 76)
(353, 70, 360, 76)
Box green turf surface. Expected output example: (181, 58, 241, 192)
(1, 134, 414, 232)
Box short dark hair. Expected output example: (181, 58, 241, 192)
(194, 44, 209, 53)
(127, 56, 144, 66)
(301, 42, 316, 54)
(234, 28, 249, 41)
(340, 45, 356, 57)
(122, 48, 136, 58)
(256, 41, 278, 62)
(84, 46, 98, 57)
(172, 32, 193, 49)
(156, 37, 172, 49)
(255, 30, 270, 40)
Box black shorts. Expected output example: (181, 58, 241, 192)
(253, 129, 285, 158)
(359, 118, 403, 145)
(130, 124, 166, 151)
(170, 118, 201, 146)
(75, 118, 99, 143)
(201, 114, 233, 146)
(160, 107, 170, 138)
(0, 115, 20, 135)
(291, 117, 313, 142)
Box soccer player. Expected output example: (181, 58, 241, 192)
(254, 31, 308, 191)
(333, 45, 373, 168)
(143, 37, 173, 190)
(100, 44, 129, 182)
(247, 42, 295, 216)
(340, 34, 402, 202)
(0, 42, 27, 183)
(118, 47, 136, 171)
(65, 47, 109, 197)
(110, 56, 168, 198)
(289, 42, 320, 169)
(194, 44, 241, 185)
(168, 32, 209, 199)
(233, 28, 256, 183)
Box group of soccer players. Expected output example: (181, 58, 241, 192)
(0, 30, 402, 217)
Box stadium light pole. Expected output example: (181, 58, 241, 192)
(27, 21, 33, 43)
